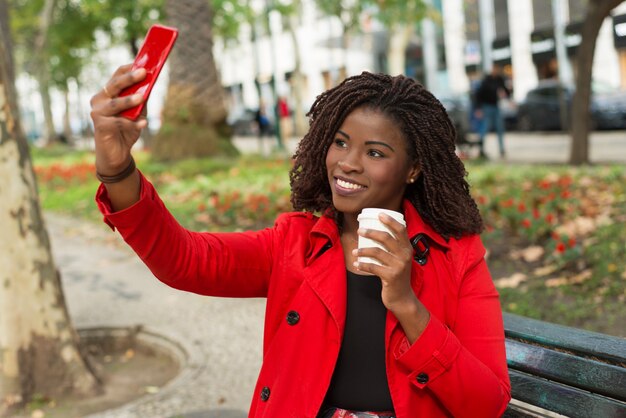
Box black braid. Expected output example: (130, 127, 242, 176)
(289, 72, 483, 239)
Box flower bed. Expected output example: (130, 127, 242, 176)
(32, 149, 625, 336)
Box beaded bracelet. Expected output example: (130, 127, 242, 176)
(95, 156, 136, 184)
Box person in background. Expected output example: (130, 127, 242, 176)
(254, 101, 271, 154)
(277, 95, 292, 142)
(90, 66, 511, 417)
(475, 65, 511, 158)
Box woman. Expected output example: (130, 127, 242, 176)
(90, 67, 511, 417)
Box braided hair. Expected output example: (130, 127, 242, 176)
(289, 72, 483, 239)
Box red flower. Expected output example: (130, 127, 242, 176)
(558, 175, 573, 187)
(556, 242, 566, 253)
(532, 208, 541, 219)
(568, 237, 576, 248)
(560, 190, 572, 199)
(539, 179, 552, 190)
(197, 203, 207, 212)
(545, 213, 555, 224)
(517, 202, 527, 213)
(551, 231, 560, 241)
(521, 219, 532, 228)
(501, 198, 514, 208)
(477, 195, 487, 205)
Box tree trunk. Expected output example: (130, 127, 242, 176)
(569, 0, 623, 165)
(153, 0, 237, 161)
(62, 87, 72, 143)
(0, 4, 99, 414)
(286, 16, 307, 137)
(387, 25, 413, 76)
(34, 0, 58, 145)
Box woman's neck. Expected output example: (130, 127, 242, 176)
(340, 212, 359, 239)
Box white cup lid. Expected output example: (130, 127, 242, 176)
(358, 208, 406, 226)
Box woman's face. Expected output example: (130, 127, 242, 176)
(325, 107, 420, 217)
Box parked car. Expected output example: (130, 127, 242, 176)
(438, 93, 517, 148)
(439, 95, 472, 146)
(516, 80, 626, 131)
(227, 108, 276, 136)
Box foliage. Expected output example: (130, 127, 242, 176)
(80, 0, 163, 54)
(367, 0, 431, 30)
(315, 0, 364, 34)
(468, 162, 626, 335)
(32, 149, 626, 335)
(9, 0, 99, 89)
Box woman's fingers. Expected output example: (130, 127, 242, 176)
(106, 67, 146, 97)
(92, 93, 145, 118)
(94, 113, 146, 142)
(91, 66, 146, 105)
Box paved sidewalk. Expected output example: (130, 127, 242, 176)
(232, 130, 626, 164)
(48, 214, 262, 418)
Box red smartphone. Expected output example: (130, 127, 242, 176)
(119, 24, 178, 120)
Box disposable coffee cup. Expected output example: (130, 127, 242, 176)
(357, 208, 406, 266)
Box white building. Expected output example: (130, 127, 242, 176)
(214, 0, 626, 117)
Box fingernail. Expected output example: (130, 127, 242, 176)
(357, 228, 366, 235)
(351, 249, 358, 256)
(133, 94, 143, 101)
(353, 261, 359, 269)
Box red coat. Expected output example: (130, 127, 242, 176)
(97, 173, 511, 417)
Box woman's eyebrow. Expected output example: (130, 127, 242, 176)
(337, 129, 350, 139)
(366, 140, 395, 152)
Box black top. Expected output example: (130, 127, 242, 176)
(323, 270, 394, 411)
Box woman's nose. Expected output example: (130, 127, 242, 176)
(337, 156, 362, 173)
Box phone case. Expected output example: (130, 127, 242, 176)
(119, 24, 178, 120)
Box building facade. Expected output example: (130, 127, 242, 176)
(214, 0, 626, 119)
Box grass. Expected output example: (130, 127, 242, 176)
(32, 146, 626, 336)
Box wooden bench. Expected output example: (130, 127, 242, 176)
(502, 313, 626, 417)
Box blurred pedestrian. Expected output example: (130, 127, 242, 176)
(90, 67, 510, 417)
(474, 65, 511, 158)
(277, 95, 292, 142)
(255, 101, 271, 154)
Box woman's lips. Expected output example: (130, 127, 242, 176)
(334, 177, 366, 195)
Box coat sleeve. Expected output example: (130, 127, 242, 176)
(95, 171, 283, 298)
(392, 235, 511, 417)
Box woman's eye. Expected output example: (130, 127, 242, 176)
(368, 149, 384, 158)
(334, 139, 347, 148)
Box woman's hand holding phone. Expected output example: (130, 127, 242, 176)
(89, 65, 147, 211)
(90, 64, 147, 177)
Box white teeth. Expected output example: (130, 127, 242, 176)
(337, 178, 364, 190)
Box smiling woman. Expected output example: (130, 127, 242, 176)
(90, 69, 510, 417)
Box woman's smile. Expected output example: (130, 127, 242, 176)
(334, 176, 367, 194)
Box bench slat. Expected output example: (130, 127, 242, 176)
(504, 313, 626, 364)
(509, 370, 626, 418)
(506, 339, 626, 401)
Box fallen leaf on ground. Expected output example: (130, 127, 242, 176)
(569, 270, 592, 284)
(520, 246, 544, 263)
(145, 386, 160, 394)
(534, 264, 559, 277)
(545, 277, 568, 287)
(495, 273, 527, 289)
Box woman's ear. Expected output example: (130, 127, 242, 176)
(406, 164, 421, 184)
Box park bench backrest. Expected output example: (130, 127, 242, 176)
(502, 313, 626, 418)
